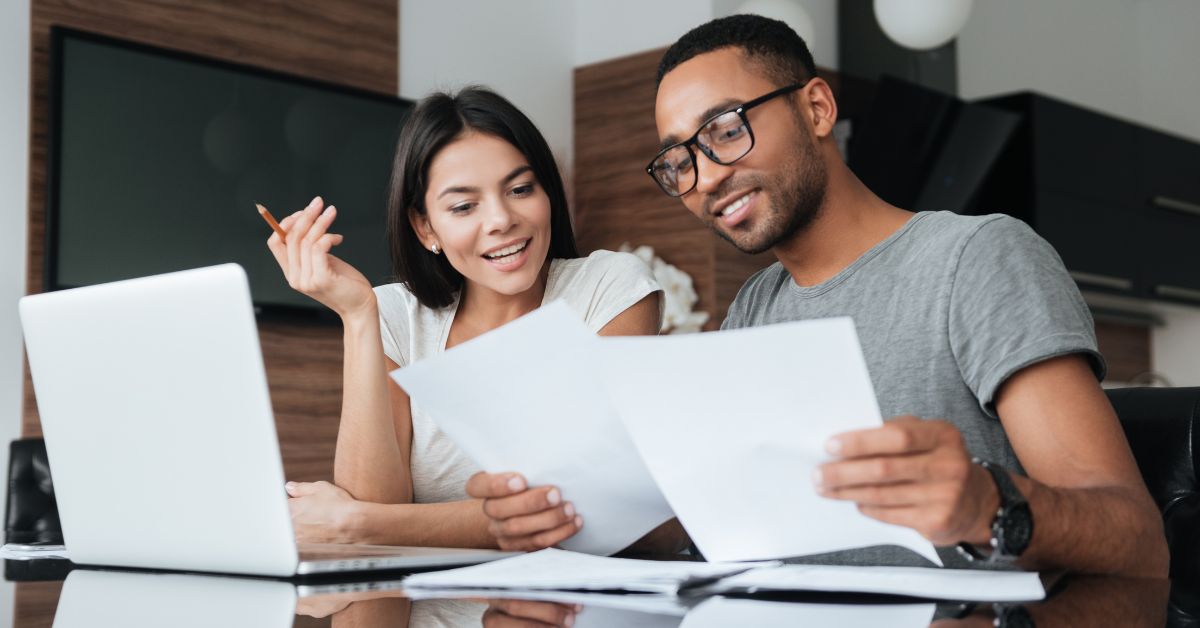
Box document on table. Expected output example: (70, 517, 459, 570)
(402, 548, 769, 595)
(680, 598, 936, 628)
(698, 564, 1045, 602)
(596, 317, 942, 565)
(390, 301, 675, 556)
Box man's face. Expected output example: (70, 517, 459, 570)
(654, 48, 827, 254)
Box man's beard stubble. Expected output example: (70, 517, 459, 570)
(712, 129, 828, 255)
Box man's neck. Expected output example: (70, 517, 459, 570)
(772, 166, 914, 288)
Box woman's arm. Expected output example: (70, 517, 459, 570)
(285, 479, 500, 547)
(333, 324, 412, 504)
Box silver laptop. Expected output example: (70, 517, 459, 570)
(19, 264, 516, 577)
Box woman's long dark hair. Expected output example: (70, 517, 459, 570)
(386, 87, 578, 309)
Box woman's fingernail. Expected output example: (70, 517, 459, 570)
(825, 438, 843, 455)
(564, 502, 575, 517)
(507, 476, 525, 492)
(574, 516, 583, 528)
(564, 613, 575, 627)
(811, 468, 823, 487)
(546, 489, 561, 506)
(310, 195, 322, 207)
(322, 205, 334, 216)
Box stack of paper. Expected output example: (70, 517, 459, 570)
(700, 563, 1045, 602)
(402, 548, 769, 595)
(402, 548, 1045, 603)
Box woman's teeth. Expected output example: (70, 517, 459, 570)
(484, 240, 528, 260)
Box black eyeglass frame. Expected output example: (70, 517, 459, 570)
(645, 79, 811, 197)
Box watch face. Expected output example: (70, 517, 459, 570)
(999, 502, 1034, 555)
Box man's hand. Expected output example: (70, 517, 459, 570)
(286, 480, 363, 544)
(466, 472, 583, 551)
(814, 416, 999, 546)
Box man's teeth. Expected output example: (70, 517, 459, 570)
(484, 240, 528, 259)
(720, 193, 753, 217)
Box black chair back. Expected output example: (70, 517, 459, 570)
(5, 438, 63, 545)
(1106, 387, 1200, 580)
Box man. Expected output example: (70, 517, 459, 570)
(469, 15, 1167, 575)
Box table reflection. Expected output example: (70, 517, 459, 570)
(11, 561, 1185, 628)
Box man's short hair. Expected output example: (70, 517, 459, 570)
(656, 14, 818, 88)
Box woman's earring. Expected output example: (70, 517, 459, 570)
(431, 244, 440, 254)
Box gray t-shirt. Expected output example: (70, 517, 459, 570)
(722, 211, 1105, 568)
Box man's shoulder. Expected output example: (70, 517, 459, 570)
(903, 211, 1026, 251)
(738, 261, 790, 296)
(723, 262, 789, 329)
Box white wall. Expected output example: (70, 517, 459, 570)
(399, 0, 836, 181)
(399, 0, 577, 173)
(711, 0, 838, 70)
(575, 0, 713, 67)
(1, 0, 30, 619)
(958, 0, 1200, 385)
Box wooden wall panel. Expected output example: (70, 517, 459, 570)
(1095, 320, 1152, 383)
(12, 581, 61, 628)
(575, 49, 720, 329)
(22, 0, 397, 482)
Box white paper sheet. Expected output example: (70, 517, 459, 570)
(401, 548, 768, 594)
(389, 301, 674, 556)
(680, 598, 936, 628)
(702, 564, 1045, 602)
(596, 317, 942, 565)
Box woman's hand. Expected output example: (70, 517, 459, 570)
(466, 472, 583, 551)
(266, 196, 375, 321)
(483, 599, 581, 628)
(286, 480, 364, 544)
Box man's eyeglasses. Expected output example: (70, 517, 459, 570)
(645, 79, 811, 198)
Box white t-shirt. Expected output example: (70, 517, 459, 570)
(374, 250, 662, 504)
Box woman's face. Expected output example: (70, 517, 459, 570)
(414, 132, 553, 300)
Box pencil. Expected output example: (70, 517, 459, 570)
(255, 203, 287, 243)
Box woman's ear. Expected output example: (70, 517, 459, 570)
(408, 208, 438, 252)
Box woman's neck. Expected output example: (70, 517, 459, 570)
(447, 262, 551, 348)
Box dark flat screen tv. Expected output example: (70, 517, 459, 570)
(47, 27, 411, 313)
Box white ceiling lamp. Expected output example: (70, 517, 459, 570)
(735, 0, 818, 50)
(874, 0, 974, 50)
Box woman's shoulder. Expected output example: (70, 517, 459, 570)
(548, 250, 662, 332)
(549, 249, 656, 289)
(373, 282, 456, 327)
(373, 281, 420, 312)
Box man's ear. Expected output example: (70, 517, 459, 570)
(802, 77, 839, 139)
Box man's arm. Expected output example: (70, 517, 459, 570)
(817, 354, 1168, 576)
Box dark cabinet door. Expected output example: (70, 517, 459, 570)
(1030, 97, 1142, 210)
(1034, 190, 1141, 297)
(1143, 201, 1200, 305)
(1139, 128, 1200, 304)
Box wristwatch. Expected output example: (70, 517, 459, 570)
(957, 459, 1034, 563)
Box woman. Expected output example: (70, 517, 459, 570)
(267, 87, 673, 552)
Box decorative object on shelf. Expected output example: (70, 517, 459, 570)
(873, 0, 974, 50)
(734, 0, 817, 51)
(620, 243, 710, 334)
